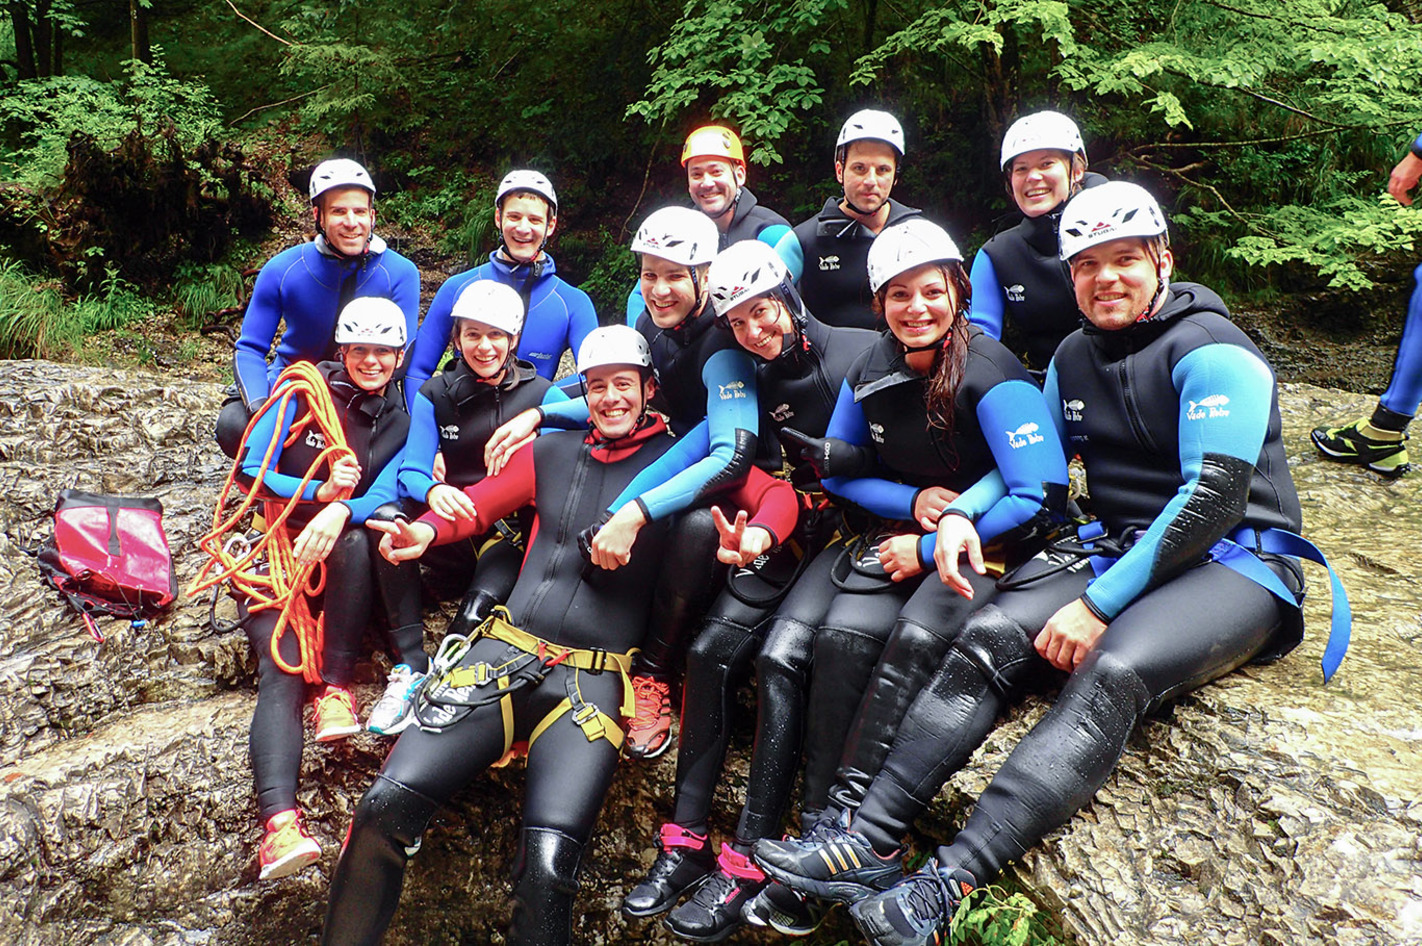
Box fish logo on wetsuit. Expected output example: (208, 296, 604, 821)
(305, 430, 327, 449)
(771, 403, 794, 422)
(719, 381, 749, 400)
(1006, 284, 1026, 302)
(440, 424, 460, 440)
(1186, 394, 1231, 421)
(818, 255, 841, 271)
(1007, 422, 1046, 449)
(1063, 399, 1085, 422)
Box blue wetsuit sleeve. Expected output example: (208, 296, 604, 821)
(820, 380, 920, 518)
(539, 394, 591, 429)
(342, 446, 404, 524)
(968, 251, 1005, 339)
(398, 393, 441, 503)
(405, 276, 463, 411)
(758, 224, 791, 250)
(607, 347, 760, 520)
(1411, 132, 1422, 158)
(950, 380, 1069, 541)
(1084, 344, 1274, 619)
(565, 288, 599, 378)
(626, 282, 644, 327)
(608, 421, 712, 516)
(541, 384, 570, 407)
(390, 257, 421, 369)
(774, 230, 806, 284)
(239, 396, 322, 501)
(1040, 362, 1069, 447)
(233, 262, 286, 406)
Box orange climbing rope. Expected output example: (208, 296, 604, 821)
(188, 361, 355, 684)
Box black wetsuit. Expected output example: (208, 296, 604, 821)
(238, 362, 423, 822)
(720, 186, 792, 250)
(846, 284, 1310, 888)
(777, 198, 923, 330)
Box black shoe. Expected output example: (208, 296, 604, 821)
(753, 822, 901, 905)
(848, 861, 977, 946)
(742, 880, 831, 936)
(664, 846, 764, 942)
(622, 824, 714, 918)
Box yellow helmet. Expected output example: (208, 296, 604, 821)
(681, 125, 745, 167)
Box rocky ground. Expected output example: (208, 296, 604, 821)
(0, 358, 1419, 946)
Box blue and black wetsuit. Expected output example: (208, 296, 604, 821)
(406, 252, 597, 405)
(968, 173, 1108, 371)
(217, 235, 420, 457)
(237, 361, 424, 823)
(399, 357, 568, 603)
(1365, 132, 1422, 433)
(845, 283, 1324, 889)
(800, 326, 1068, 820)
(774, 198, 922, 330)
(659, 313, 878, 853)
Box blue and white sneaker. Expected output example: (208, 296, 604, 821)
(366, 664, 425, 735)
(848, 861, 976, 946)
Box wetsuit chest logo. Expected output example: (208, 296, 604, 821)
(305, 430, 327, 449)
(818, 255, 841, 271)
(869, 422, 885, 443)
(1006, 284, 1025, 302)
(1007, 422, 1045, 449)
(718, 381, 749, 400)
(1063, 398, 1085, 423)
(1186, 394, 1230, 421)
(440, 424, 460, 440)
(771, 403, 794, 422)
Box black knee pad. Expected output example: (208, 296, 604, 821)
(353, 774, 440, 852)
(509, 826, 583, 946)
(687, 616, 758, 678)
(754, 617, 815, 690)
(948, 606, 1038, 699)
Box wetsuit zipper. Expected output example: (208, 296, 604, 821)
(522, 439, 593, 624)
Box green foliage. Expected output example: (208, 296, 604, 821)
(569, 227, 640, 320)
(172, 260, 250, 330)
(380, 168, 494, 262)
(952, 884, 1068, 946)
(628, 0, 849, 165)
(0, 51, 222, 187)
(0, 257, 156, 358)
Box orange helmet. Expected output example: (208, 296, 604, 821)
(681, 125, 745, 167)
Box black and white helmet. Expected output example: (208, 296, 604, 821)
(309, 158, 376, 204)
(837, 109, 906, 158)
(999, 111, 1085, 171)
(1058, 181, 1167, 261)
(496, 170, 558, 215)
(576, 325, 653, 375)
(867, 218, 963, 294)
(707, 240, 796, 318)
(631, 207, 719, 268)
(334, 297, 407, 347)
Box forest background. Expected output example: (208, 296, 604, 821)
(4, 0, 1422, 381)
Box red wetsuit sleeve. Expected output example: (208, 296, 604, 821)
(724, 468, 800, 548)
(420, 442, 537, 545)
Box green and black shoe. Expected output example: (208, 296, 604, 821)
(1310, 419, 1410, 478)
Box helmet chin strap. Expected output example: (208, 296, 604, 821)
(704, 188, 740, 220)
(314, 212, 372, 261)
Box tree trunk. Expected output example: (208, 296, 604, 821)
(51, 18, 61, 75)
(34, 0, 51, 76)
(130, 0, 151, 63)
(980, 22, 1020, 168)
(862, 0, 878, 51)
(9, 3, 36, 79)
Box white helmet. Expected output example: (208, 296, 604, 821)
(576, 325, 653, 375)
(999, 111, 1085, 170)
(867, 218, 963, 294)
(836, 109, 906, 158)
(1058, 181, 1167, 261)
(496, 170, 558, 215)
(334, 297, 407, 347)
(631, 206, 719, 268)
(309, 158, 376, 204)
(452, 280, 525, 336)
(707, 240, 794, 317)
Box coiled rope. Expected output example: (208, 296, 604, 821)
(188, 362, 354, 683)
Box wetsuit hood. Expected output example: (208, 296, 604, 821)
(321, 359, 395, 421)
(443, 355, 541, 408)
(487, 249, 559, 280)
(315, 232, 388, 261)
(585, 412, 670, 462)
(813, 196, 921, 238)
(1083, 282, 1231, 357)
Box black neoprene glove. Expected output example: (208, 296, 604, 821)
(779, 426, 878, 480)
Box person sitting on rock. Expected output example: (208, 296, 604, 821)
(217, 158, 419, 458)
(320, 325, 798, 946)
(752, 181, 1348, 946)
(236, 297, 429, 882)
(1311, 131, 1422, 478)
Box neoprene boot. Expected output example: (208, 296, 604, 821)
(508, 826, 584, 946)
(445, 587, 503, 639)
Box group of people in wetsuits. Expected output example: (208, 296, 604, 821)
(213, 105, 1356, 946)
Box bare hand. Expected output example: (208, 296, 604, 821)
(912, 485, 960, 531)
(366, 518, 437, 563)
(1034, 597, 1107, 672)
(485, 409, 542, 476)
(292, 503, 352, 565)
(1388, 151, 1422, 206)
(934, 514, 985, 599)
(427, 483, 477, 522)
(590, 504, 646, 570)
(711, 505, 774, 566)
(432, 452, 447, 483)
(316, 455, 361, 503)
(877, 533, 925, 582)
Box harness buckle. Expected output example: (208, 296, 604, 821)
(586, 647, 608, 673)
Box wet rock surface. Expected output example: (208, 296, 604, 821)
(0, 359, 1418, 945)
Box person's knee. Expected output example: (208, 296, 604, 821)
(216, 395, 251, 460)
(948, 606, 1038, 697)
(755, 619, 813, 687)
(688, 618, 755, 677)
(351, 774, 438, 851)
